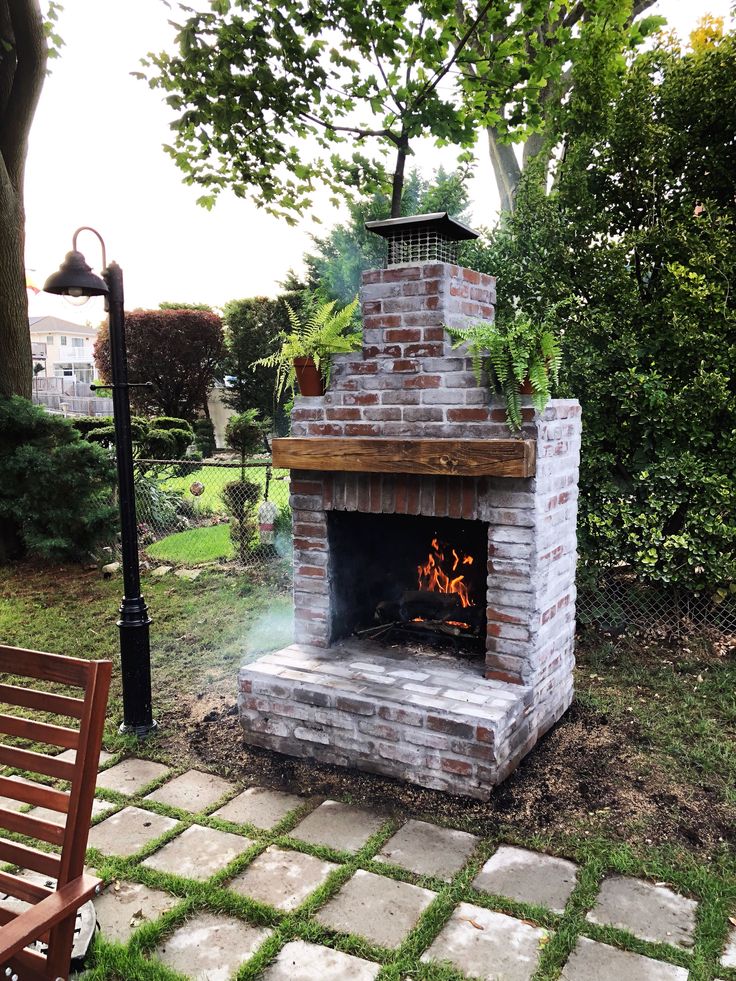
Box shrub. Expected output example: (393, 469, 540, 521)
(225, 410, 265, 480)
(193, 418, 216, 457)
(0, 397, 116, 562)
(70, 415, 112, 437)
(149, 416, 193, 435)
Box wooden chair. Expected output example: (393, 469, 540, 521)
(0, 645, 111, 981)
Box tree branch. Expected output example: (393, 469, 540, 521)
(412, 0, 496, 111)
(302, 112, 399, 144)
(1, 0, 46, 186)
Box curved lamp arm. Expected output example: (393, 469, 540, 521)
(72, 226, 107, 272)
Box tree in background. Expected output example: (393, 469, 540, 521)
(94, 308, 223, 421)
(159, 301, 214, 311)
(220, 297, 289, 419)
(223, 409, 264, 561)
(142, 1, 659, 222)
(306, 167, 470, 305)
(469, 21, 736, 595)
(0, 0, 60, 398)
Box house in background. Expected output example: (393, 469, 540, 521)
(29, 316, 98, 386)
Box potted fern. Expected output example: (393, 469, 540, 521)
(447, 313, 561, 431)
(252, 297, 361, 398)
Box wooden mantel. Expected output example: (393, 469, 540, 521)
(272, 437, 536, 478)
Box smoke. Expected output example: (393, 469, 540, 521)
(242, 596, 294, 661)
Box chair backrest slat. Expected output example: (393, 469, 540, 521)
(0, 646, 90, 689)
(0, 837, 61, 878)
(0, 713, 79, 750)
(0, 775, 69, 813)
(0, 807, 65, 846)
(0, 683, 85, 720)
(0, 868, 54, 905)
(0, 744, 76, 781)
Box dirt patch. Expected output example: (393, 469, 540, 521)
(155, 688, 734, 858)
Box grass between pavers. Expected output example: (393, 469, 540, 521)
(64, 768, 736, 981)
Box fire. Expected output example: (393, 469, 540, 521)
(417, 538, 475, 609)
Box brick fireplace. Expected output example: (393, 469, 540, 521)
(238, 246, 581, 799)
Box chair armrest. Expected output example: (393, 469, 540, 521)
(0, 872, 101, 965)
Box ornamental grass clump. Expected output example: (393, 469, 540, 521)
(448, 313, 561, 431)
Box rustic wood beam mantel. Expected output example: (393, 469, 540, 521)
(272, 437, 536, 478)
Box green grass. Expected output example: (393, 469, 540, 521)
(156, 464, 290, 515)
(147, 523, 234, 564)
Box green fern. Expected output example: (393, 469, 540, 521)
(252, 296, 361, 399)
(448, 312, 562, 432)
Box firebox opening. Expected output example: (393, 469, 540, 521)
(327, 511, 489, 654)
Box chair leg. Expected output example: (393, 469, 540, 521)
(44, 912, 77, 980)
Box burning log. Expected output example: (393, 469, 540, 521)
(400, 590, 463, 622)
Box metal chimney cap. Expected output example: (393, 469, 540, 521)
(365, 212, 479, 242)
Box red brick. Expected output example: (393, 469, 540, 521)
(369, 475, 382, 512)
(358, 479, 370, 512)
(297, 566, 326, 578)
(405, 375, 441, 389)
(326, 407, 361, 421)
(343, 392, 379, 405)
(362, 300, 382, 315)
(382, 266, 420, 282)
(362, 313, 401, 329)
(461, 479, 476, 519)
(403, 343, 444, 357)
(405, 476, 420, 515)
(346, 361, 378, 375)
(462, 268, 481, 285)
(293, 537, 326, 551)
(292, 408, 324, 422)
(390, 359, 419, 373)
(394, 477, 408, 514)
(447, 408, 491, 422)
(423, 327, 445, 341)
(434, 477, 448, 517)
(484, 668, 523, 685)
(476, 725, 494, 744)
(306, 424, 343, 436)
(441, 757, 473, 776)
(240, 679, 253, 694)
(290, 479, 323, 495)
(385, 328, 421, 342)
(362, 269, 383, 285)
(448, 484, 462, 519)
(345, 423, 381, 436)
(487, 607, 525, 625)
(427, 716, 473, 738)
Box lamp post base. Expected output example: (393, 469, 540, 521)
(118, 718, 159, 738)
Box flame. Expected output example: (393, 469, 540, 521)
(417, 538, 475, 609)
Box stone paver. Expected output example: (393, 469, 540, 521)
(291, 800, 384, 852)
(376, 819, 478, 881)
(315, 868, 435, 949)
(88, 806, 179, 858)
(96, 758, 170, 795)
(152, 910, 270, 980)
(152, 565, 173, 577)
(142, 824, 251, 881)
(29, 798, 111, 827)
(721, 927, 736, 968)
(473, 845, 578, 913)
(0, 775, 43, 812)
(144, 769, 234, 813)
(213, 786, 303, 829)
(94, 880, 179, 944)
(228, 845, 336, 911)
(561, 937, 689, 980)
(587, 876, 697, 949)
(421, 901, 548, 981)
(262, 939, 381, 980)
(57, 748, 114, 766)
(175, 568, 202, 580)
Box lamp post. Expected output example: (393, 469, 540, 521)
(44, 227, 157, 737)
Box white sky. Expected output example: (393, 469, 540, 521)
(25, 0, 732, 325)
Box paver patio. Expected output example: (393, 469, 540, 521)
(16, 749, 711, 980)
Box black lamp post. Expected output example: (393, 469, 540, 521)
(44, 227, 157, 737)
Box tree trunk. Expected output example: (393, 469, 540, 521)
(390, 137, 409, 218)
(486, 126, 521, 215)
(0, 176, 32, 399)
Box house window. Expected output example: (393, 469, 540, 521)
(72, 337, 84, 348)
(60, 336, 67, 346)
(54, 363, 75, 378)
(76, 366, 93, 384)
(46, 335, 54, 345)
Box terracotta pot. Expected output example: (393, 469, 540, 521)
(293, 357, 324, 396)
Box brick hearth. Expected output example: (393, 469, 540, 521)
(239, 257, 581, 798)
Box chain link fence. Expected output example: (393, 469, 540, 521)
(133, 458, 292, 572)
(576, 567, 736, 642)
(131, 459, 735, 643)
